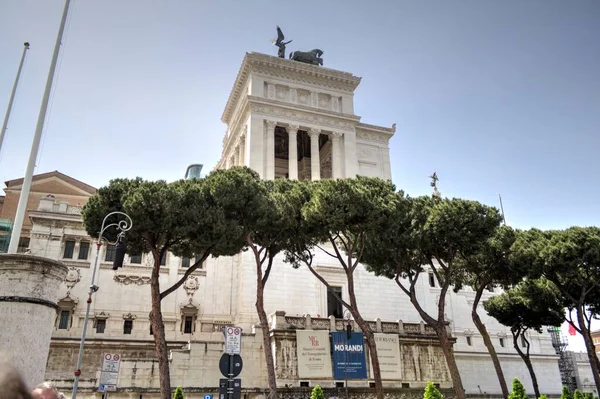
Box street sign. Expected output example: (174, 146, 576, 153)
(223, 326, 242, 354)
(218, 378, 241, 399)
(99, 353, 121, 392)
(204, 395, 213, 399)
(218, 353, 243, 378)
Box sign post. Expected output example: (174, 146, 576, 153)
(221, 326, 243, 399)
(98, 353, 121, 393)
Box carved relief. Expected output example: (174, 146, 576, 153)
(113, 274, 151, 285)
(275, 85, 288, 101)
(356, 131, 389, 143)
(290, 88, 298, 103)
(251, 104, 355, 131)
(332, 96, 340, 112)
(64, 267, 81, 292)
(310, 92, 318, 107)
(183, 276, 199, 297)
(267, 83, 275, 99)
(318, 94, 331, 109)
(297, 90, 310, 105)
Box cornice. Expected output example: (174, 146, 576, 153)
(249, 102, 359, 132)
(222, 52, 361, 124)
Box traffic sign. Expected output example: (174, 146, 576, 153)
(218, 378, 241, 399)
(223, 326, 242, 354)
(205, 395, 213, 399)
(99, 353, 121, 392)
(218, 354, 243, 378)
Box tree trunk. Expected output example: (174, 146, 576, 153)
(575, 304, 600, 393)
(150, 258, 172, 399)
(254, 251, 278, 399)
(436, 325, 466, 399)
(347, 272, 384, 399)
(512, 330, 539, 399)
(472, 287, 509, 398)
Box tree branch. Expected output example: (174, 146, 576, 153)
(351, 232, 365, 271)
(316, 245, 338, 259)
(160, 251, 211, 300)
(262, 251, 275, 287)
(304, 260, 352, 309)
(327, 235, 348, 270)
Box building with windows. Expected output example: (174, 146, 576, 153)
(17, 52, 584, 398)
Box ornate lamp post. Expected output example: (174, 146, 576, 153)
(344, 310, 353, 399)
(71, 211, 132, 399)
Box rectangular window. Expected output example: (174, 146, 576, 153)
(105, 244, 116, 262)
(466, 336, 472, 346)
(521, 335, 527, 348)
(428, 272, 435, 288)
(58, 311, 70, 330)
(327, 287, 343, 319)
(124, 320, 133, 334)
(78, 241, 90, 260)
(335, 382, 344, 388)
(150, 325, 153, 335)
(96, 319, 106, 334)
(63, 240, 75, 259)
(17, 237, 30, 253)
(195, 255, 203, 268)
(300, 381, 309, 388)
(184, 316, 193, 334)
(181, 257, 190, 268)
(130, 254, 142, 264)
(499, 338, 505, 347)
(160, 252, 167, 266)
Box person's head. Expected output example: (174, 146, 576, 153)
(31, 382, 60, 399)
(0, 355, 32, 399)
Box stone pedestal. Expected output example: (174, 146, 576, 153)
(0, 254, 67, 388)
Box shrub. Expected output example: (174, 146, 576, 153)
(574, 390, 584, 399)
(539, 395, 548, 399)
(423, 381, 443, 399)
(561, 386, 573, 399)
(583, 393, 592, 399)
(311, 385, 325, 399)
(509, 378, 528, 399)
(173, 386, 184, 399)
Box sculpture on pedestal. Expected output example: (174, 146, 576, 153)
(430, 172, 441, 198)
(272, 26, 324, 66)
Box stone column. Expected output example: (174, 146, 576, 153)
(265, 120, 277, 180)
(0, 254, 67, 388)
(233, 147, 239, 166)
(287, 125, 299, 180)
(330, 131, 343, 179)
(308, 128, 321, 181)
(344, 129, 358, 178)
(238, 134, 246, 167)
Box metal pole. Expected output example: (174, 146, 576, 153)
(71, 211, 132, 399)
(0, 42, 30, 155)
(228, 354, 234, 399)
(71, 241, 101, 399)
(498, 194, 507, 225)
(8, 0, 71, 253)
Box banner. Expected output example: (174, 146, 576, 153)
(296, 330, 333, 378)
(369, 333, 401, 380)
(332, 332, 367, 380)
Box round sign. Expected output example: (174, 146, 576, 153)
(113, 354, 120, 361)
(218, 354, 243, 378)
(105, 354, 111, 360)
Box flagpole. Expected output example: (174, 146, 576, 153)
(498, 194, 506, 225)
(8, 0, 72, 254)
(0, 42, 30, 155)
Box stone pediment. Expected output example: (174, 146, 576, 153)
(5, 171, 96, 197)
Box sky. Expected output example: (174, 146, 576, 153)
(1, 1, 599, 342)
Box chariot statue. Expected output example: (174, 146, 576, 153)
(272, 26, 324, 66)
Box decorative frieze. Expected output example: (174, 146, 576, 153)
(113, 274, 151, 285)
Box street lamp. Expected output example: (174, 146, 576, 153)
(343, 310, 352, 399)
(71, 211, 132, 399)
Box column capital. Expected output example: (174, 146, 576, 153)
(330, 131, 343, 142)
(287, 124, 299, 134)
(266, 120, 277, 130)
(308, 128, 321, 138)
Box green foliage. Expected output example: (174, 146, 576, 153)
(574, 390, 584, 399)
(82, 176, 245, 266)
(310, 385, 325, 399)
(584, 393, 593, 399)
(173, 386, 184, 399)
(509, 378, 528, 399)
(484, 278, 564, 333)
(423, 381, 443, 399)
(539, 395, 548, 399)
(561, 386, 572, 399)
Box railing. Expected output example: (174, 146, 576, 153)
(50, 204, 82, 215)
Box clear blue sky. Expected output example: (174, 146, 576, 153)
(1, 0, 599, 231)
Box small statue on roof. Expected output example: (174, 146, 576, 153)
(272, 26, 292, 58)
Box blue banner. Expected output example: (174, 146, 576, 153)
(331, 332, 367, 380)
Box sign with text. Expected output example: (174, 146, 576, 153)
(369, 333, 401, 380)
(331, 332, 367, 380)
(296, 330, 333, 378)
(99, 353, 121, 392)
(224, 326, 242, 354)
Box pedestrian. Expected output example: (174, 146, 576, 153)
(0, 355, 32, 399)
(31, 382, 61, 399)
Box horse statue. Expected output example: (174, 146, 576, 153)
(289, 49, 324, 66)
